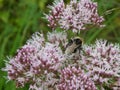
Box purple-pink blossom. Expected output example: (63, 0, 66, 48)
(4, 45, 37, 87)
(3, 32, 65, 89)
(79, 40, 120, 86)
(46, 0, 104, 33)
(57, 66, 96, 90)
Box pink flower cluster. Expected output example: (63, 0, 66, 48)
(4, 32, 120, 89)
(47, 0, 104, 33)
(4, 31, 106, 90)
(3, 0, 120, 90)
(5, 45, 36, 87)
(57, 66, 96, 90)
(46, 0, 65, 29)
(79, 40, 120, 86)
(4, 32, 65, 89)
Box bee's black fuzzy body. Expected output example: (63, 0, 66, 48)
(65, 37, 83, 54)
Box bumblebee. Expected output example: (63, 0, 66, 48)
(65, 37, 83, 55)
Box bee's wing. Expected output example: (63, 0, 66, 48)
(65, 43, 77, 54)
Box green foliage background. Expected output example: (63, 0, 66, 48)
(0, 0, 120, 90)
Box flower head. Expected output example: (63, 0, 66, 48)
(57, 66, 96, 90)
(29, 43, 64, 90)
(4, 45, 37, 87)
(79, 40, 120, 86)
(3, 32, 65, 89)
(47, 0, 104, 33)
(46, 0, 65, 29)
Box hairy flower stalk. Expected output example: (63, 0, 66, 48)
(47, 0, 104, 33)
(79, 40, 120, 88)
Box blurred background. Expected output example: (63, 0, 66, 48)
(0, 0, 120, 90)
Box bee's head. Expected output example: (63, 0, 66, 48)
(66, 37, 83, 47)
(65, 37, 83, 54)
(73, 37, 83, 45)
